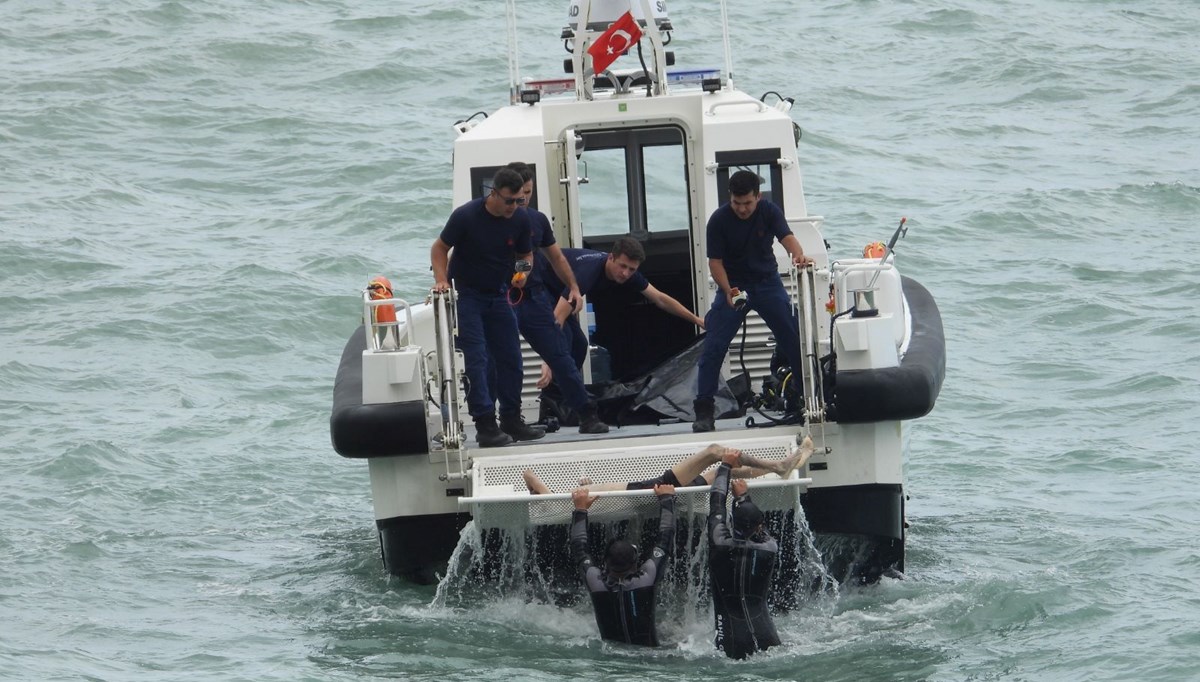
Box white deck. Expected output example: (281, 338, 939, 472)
(462, 410, 801, 448)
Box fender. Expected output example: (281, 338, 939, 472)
(330, 326, 430, 458)
(831, 276, 945, 423)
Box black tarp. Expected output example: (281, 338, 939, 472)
(539, 336, 742, 426)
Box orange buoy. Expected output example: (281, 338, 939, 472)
(368, 276, 398, 349)
(862, 241, 887, 259)
(368, 276, 397, 323)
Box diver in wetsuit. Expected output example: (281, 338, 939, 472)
(569, 484, 676, 647)
(708, 450, 782, 659)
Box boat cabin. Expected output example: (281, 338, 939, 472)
(451, 84, 828, 412)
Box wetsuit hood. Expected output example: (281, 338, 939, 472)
(733, 499, 764, 537)
(605, 539, 639, 574)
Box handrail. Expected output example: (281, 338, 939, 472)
(431, 289, 466, 470)
(706, 100, 766, 116)
(361, 293, 414, 351)
(832, 259, 895, 275)
(459, 476, 812, 506)
(793, 264, 827, 424)
(831, 259, 896, 313)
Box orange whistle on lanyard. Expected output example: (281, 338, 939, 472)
(511, 260, 532, 286)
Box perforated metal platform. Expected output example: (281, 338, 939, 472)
(460, 435, 811, 529)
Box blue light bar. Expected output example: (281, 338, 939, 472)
(665, 68, 721, 86)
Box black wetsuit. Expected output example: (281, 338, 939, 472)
(570, 493, 676, 646)
(708, 463, 781, 659)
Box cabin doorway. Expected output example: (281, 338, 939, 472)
(571, 125, 699, 381)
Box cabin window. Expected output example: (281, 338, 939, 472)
(641, 143, 689, 238)
(713, 148, 784, 213)
(469, 164, 539, 211)
(573, 125, 698, 380)
(577, 126, 689, 239)
(577, 148, 631, 237)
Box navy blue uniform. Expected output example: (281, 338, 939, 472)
(698, 199, 803, 400)
(523, 209, 555, 289)
(506, 211, 593, 411)
(708, 463, 781, 659)
(571, 494, 676, 647)
(543, 248, 650, 298)
(439, 198, 532, 418)
(442, 197, 533, 291)
(543, 248, 649, 368)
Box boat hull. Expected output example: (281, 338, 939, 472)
(373, 484, 905, 587)
(802, 483, 905, 583)
(378, 512, 471, 585)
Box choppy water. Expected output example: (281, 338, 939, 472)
(3, 1, 1199, 679)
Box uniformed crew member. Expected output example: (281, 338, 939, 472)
(430, 167, 534, 447)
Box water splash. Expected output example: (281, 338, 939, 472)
(430, 497, 843, 627)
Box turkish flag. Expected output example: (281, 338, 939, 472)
(587, 11, 643, 74)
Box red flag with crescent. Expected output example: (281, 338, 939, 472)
(587, 10, 643, 74)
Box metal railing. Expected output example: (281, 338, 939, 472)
(792, 263, 827, 424)
(361, 291, 414, 352)
(431, 289, 467, 476)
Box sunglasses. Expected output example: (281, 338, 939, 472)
(491, 189, 527, 206)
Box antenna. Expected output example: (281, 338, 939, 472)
(720, 0, 734, 88)
(506, 0, 521, 104)
(865, 217, 908, 291)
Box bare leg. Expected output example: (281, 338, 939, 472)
(607, 437, 809, 489)
(580, 482, 628, 492)
(698, 437, 815, 484)
(668, 443, 730, 487)
(680, 442, 793, 485)
(521, 441, 783, 495)
(779, 435, 815, 478)
(700, 466, 765, 484)
(735, 451, 789, 475)
(522, 469, 552, 495)
(582, 443, 730, 491)
(522, 469, 628, 494)
(734, 436, 815, 477)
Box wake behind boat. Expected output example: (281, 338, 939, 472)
(330, 0, 945, 586)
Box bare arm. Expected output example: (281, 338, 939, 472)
(553, 295, 574, 327)
(544, 244, 583, 313)
(431, 239, 452, 292)
(641, 283, 705, 328)
(779, 234, 813, 267)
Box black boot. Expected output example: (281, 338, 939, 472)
(474, 414, 513, 448)
(692, 397, 716, 433)
(577, 401, 610, 434)
(500, 413, 545, 441)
